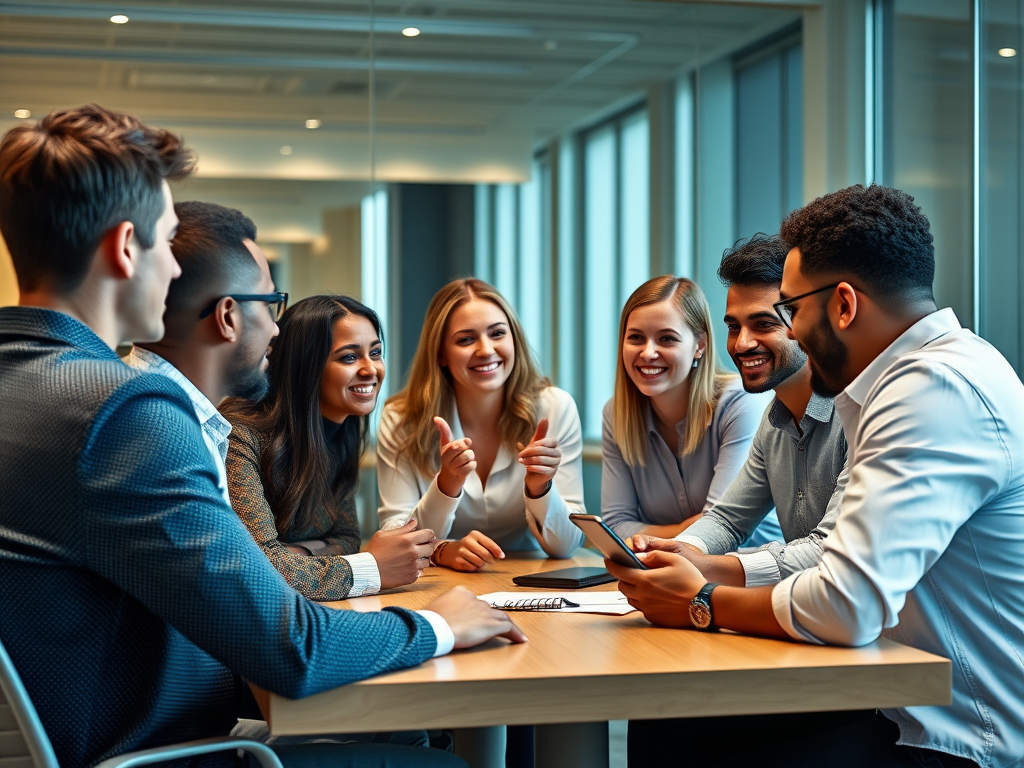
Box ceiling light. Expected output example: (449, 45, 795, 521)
(109, 14, 129, 24)
(13, 109, 30, 119)
(279, 146, 293, 156)
(998, 47, 1017, 58)
(305, 119, 321, 129)
(402, 27, 421, 37)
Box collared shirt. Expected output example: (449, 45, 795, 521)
(678, 391, 848, 586)
(0, 307, 451, 768)
(600, 378, 775, 540)
(771, 308, 1024, 768)
(376, 386, 586, 556)
(124, 347, 233, 505)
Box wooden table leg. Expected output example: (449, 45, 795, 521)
(535, 722, 609, 768)
(452, 725, 506, 768)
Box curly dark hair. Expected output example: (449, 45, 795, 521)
(718, 233, 790, 287)
(779, 184, 935, 305)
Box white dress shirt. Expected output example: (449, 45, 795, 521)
(377, 386, 586, 556)
(771, 308, 1024, 768)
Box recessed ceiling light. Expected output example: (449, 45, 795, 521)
(109, 14, 129, 24)
(279, 146, 293, 156)
(402, 27, 421, 37)
(305, 119, 321, 130)
(14, 109, 30, 119)
(998, 47, 1017, 58)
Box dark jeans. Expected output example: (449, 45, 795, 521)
(628, 710, 979, 768)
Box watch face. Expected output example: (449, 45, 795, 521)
(689, 601, 712, 629)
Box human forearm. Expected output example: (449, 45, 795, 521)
(711, 584, 788, 639)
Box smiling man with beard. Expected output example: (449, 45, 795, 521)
(125, 200, 283, 504)
(627, 233, 850, 598)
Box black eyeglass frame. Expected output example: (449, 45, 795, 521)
(199, 292, 289, 321)
(772, 283, 842, 328)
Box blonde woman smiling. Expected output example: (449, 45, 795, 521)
(377, 278, 585, 570)
(602, 275, 772, 541)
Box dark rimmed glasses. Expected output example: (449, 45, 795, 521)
(199, 292, 289, 322)
(772, 283, 841, 328)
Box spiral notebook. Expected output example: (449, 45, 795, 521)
(479, 591, 636, 615)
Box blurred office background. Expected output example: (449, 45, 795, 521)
(0, 0, 1021, 519)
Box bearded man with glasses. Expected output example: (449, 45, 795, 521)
(124, 200, 283, 504)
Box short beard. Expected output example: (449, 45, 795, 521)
(230, 347, 271, 402)
(804, 315, 849, 398)
(736, 343, 808, 394)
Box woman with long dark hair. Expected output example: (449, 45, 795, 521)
(222, 294, 432, 600)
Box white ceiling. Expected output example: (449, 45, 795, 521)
(0, 0, 801, 182)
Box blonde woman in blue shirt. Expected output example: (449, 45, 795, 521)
(602, 275, 774, 541)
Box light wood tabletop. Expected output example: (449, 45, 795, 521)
(256, 550, 950, 736)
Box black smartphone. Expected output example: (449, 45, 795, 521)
(569, 514, 648, 569)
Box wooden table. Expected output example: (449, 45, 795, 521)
(256, 551, 950, 767)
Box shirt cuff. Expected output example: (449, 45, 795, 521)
(341, 552, 381, 597)
(728, 549, 782, 587)
(674, 534, 710, 554)
(523, 478, 561, 528)
(416, 610, 456, 657)
(771, 572, 824, 645)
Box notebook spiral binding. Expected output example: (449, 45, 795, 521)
(498, 597, 580, 611)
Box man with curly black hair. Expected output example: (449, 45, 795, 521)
(611, 184, 1024, 768)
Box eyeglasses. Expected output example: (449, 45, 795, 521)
(199, 292, 289, 322)
(772, 283, 841, 328)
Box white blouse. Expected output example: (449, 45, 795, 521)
(376, 386, 586, 557)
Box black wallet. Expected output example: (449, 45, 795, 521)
(512, 566, 615, 589)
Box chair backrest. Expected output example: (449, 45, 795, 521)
(0, 638, 59, 768)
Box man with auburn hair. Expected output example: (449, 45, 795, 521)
(611, 184, 1024, 768)
(0, 104, 522, 768)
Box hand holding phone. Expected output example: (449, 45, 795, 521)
(569, 514, 649, 569)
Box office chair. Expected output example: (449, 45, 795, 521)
(0, 637, 283, 768)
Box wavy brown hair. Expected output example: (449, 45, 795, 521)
(613, 275, 735, 466)
(387, 278, 548, 478)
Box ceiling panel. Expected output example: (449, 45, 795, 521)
(0, 0, 801, 181)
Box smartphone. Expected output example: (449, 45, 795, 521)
(569, 514, 648, 569)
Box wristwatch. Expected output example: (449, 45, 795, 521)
(688, 582, 720, 630)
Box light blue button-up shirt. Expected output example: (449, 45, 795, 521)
(772, 308, 1024, 768)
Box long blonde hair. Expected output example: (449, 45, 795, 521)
(387, 277, 549, 478)
(613, 275, 736, 466)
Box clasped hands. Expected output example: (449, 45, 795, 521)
(605, 536, 710, 629)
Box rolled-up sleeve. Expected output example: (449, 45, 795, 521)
(772, 364, 1006, 646)
(737, 461, 849, 586)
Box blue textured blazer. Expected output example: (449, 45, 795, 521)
(0, 308, 438, 767)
